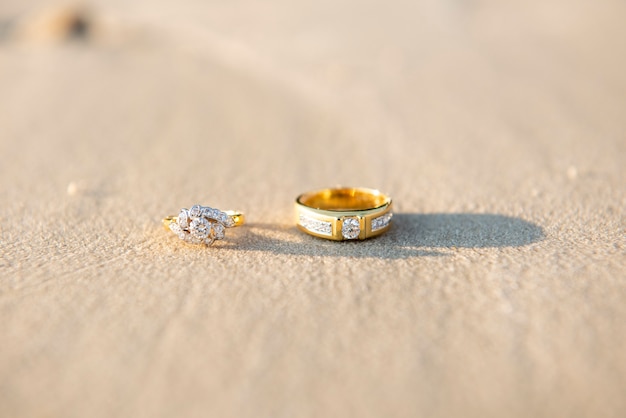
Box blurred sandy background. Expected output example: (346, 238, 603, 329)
(1, 1, 625, 417)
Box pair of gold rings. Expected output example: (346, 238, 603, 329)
(163, 187, 392, 246)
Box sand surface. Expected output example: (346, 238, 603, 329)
(1, 1, 625, 417)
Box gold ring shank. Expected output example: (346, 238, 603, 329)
(295, 187, 392, 241)
(225, 211, 245, 227)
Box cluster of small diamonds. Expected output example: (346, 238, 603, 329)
(371, 212, 393, 232)
(169, 204, 232, 245)
(299, 214, 332, 236)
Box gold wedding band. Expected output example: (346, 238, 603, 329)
(295, 187, 393, 241)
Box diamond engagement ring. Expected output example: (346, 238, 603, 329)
(163, 204, 245, 246)
(295, 187, 392, 241)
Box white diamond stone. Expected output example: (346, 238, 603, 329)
(190, 217, 211, 240)
(189, 205, 203, 218)
(341, 217, 360, 239)
(202, 207, 215, 218)
(371, 212, 393, 232)
(178, 209, 190, 229)
(222, 214, 235, 227)
(299, 214, 332, 236)
(212, 223, 225, 239)
(169, 222, 186, 239)
(186, 234, 203, 244)
(202, 207, 234, 227)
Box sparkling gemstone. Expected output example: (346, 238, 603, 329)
(212, 223, 225, 239)
(186, 235, 203, 244)
(371, 212, 393, 232)
(299, 214, 332, 236)
(203, 207, 229, 225)
(189, 205, 203, 218)
(341, 217, 360, 239)
(169, 222, 186, 239)
(222, 214, 235, 227)
(178, 209, 190, 229)
(190, 217, 211, 240)
(202, 206, 215, 218)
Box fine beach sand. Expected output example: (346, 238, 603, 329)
(1, 1, 625, 417)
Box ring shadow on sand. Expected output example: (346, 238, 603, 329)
(226, 213, 544, 259)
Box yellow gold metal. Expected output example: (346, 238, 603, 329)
(224, 211, 245, 227)
(162, 216, 177, 230)
(295, 187, 392, 241)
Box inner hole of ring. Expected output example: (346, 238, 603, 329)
(300, 188, 388, 211)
